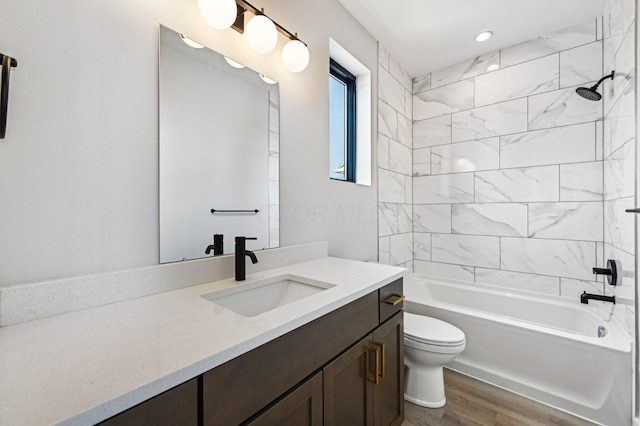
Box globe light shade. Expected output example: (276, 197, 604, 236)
(245, 15, 278, 54)
(198, 0, 237, 30)
(281, 39, 309, 73)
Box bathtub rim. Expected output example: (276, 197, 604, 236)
(405, 273, 632, 354)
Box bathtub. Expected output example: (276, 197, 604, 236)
(404, 274, 632, 426)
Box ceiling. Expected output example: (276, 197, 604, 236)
(337, 0, 607, 78)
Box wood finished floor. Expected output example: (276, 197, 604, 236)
(402, 369, 598, 426)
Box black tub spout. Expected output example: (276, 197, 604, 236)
(580, 291, 615, 304)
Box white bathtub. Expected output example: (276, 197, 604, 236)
(404, 274, 632, 426)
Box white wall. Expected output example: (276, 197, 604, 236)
(0, 0, 378, 286)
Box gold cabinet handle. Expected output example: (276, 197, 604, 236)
(383, 293, 405, 306)
(367, 346, 380, 385)
(373, 341, 385, 378)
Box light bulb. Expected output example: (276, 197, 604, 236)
(245, 15, 278, 54)
(198, 0, 237, 30)
(282, 39, 309, 73)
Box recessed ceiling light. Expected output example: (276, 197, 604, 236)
(475, 31, 494, 42)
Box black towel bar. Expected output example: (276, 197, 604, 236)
(625, 208, 640, 213)
(211, 209, 260, 214)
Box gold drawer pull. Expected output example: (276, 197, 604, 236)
(383, 293, 405, 306)
(373, 341, 385, 378)
(367, 346, 380, 385)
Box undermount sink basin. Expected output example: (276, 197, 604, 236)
(201, 274, 335, 317)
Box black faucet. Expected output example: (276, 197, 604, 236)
(580, 291, 615, 305)
(205, 234, 224, 255)
(235, 236, 258, 281)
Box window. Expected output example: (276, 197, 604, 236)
(329, 59, 356, 182)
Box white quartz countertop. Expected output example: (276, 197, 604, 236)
(0, 257, 405, 425)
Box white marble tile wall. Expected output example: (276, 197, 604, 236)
(268, 92, 280, 248)
(500, 21, 596, 68)
(475, 55, 560, 107)
(602, 0, 636, 311)
(452, 99, 527, 142)
(409, 10, 636, 302)
(378, 45, 414, 271)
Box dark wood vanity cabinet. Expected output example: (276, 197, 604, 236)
(99, 379, 197, 426)
(323, 311, 404, 426)
(103, 278, 403, 426)
(246, 372, 324, 426)
(372, 311, 405, 426)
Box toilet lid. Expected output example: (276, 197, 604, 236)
(404, 312, 465, 346)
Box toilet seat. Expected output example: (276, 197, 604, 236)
(404, 313, 465, 348)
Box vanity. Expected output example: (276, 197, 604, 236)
(103, 275, 404, 426)
(0, 256, 405, 425)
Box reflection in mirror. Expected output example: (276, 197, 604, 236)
(159, 25, 279, 263)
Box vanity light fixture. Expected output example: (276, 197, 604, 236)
(198, 0, 310, 72)
(475, 31, 493, 42)
(486, 64, 499, 72)
(198, 0, 238, 30)
(245, 12, 278, 54)
(282, 35, 310, 73)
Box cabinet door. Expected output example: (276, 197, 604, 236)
(323, 335, 375, 426)
(373, 312, 404, 426)
(246, 372, 323, 426)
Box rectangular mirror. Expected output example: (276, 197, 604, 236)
(159, 25, 279, 263)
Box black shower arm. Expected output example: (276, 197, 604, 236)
(593, 70, 615, 88)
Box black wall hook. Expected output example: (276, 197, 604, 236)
(1, 53, 18, 139)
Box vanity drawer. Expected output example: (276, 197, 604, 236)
(379, 278, 404, 323)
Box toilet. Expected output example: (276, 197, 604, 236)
(403, 312, 466, 408)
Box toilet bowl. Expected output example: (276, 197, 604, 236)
(404, 312, 466, 408)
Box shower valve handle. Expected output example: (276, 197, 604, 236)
(592, 259, 619, 286)
(592, 267, 611, 276)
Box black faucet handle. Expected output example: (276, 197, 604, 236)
(592, 267, 612, 275)
(592, 259, 620, 286)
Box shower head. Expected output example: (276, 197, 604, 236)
(575, 71, 615, 101)
(576, 86, 602, 101)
